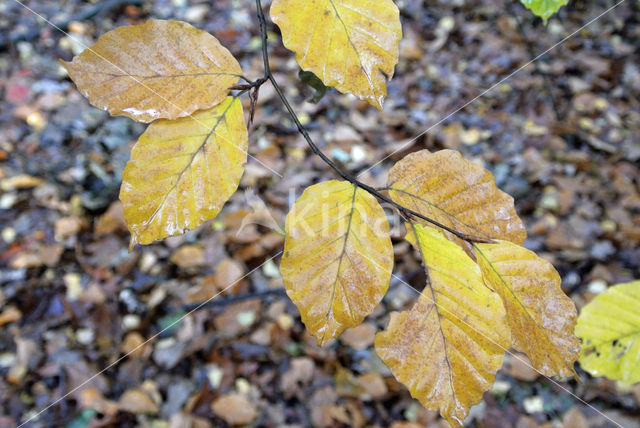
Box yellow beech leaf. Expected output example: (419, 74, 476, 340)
(376, 224, 509, 427)
(387, 150, 526, 253)
(475, 240, 580, 378)
(280, 180, 393, 345)
(60, 20, 242, 122)
(270, 0, 402, 109)
(120, 97, 247, 247)
(575, 281, 640, 384)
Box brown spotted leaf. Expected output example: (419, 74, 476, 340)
(60, 20, 242, 122)
(387, 149, 526, 253)
(475, 240, 580, 377)
(280, 180, 393, 345)
(376, 224, 509, 427)
(120, 97, 247, 247)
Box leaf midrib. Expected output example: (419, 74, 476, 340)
(137, 97, 238, 235)
(322, 185, 358, 343)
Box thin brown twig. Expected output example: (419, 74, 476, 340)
(251, 0, 493, 244)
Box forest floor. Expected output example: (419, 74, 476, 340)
(0, 0, 639, 427)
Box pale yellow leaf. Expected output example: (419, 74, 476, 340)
(387, 150, 526, 253)
(120, 97, 247, 247)
(576, 281, 640, 384)
(280, 180, 393, 345)
(475, 240, 580, 378)
(61, 20, 242, 122)
(376, 224, 509, 427)
(270, 0, 402, 109)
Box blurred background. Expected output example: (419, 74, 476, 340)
(0, 0, 639, 427)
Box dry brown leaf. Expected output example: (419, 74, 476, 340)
(61, 20, 241, 122)
(211, 393, 257, 425)
(280, 180, 393, 345)
(387, 150, 526, 253)
(376, 224, 509, 427)
(475, 240, 580, 378)
(119, 388, 158, 414)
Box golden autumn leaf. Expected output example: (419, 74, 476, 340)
(475, 240, 580, 378)
(60, 20, 242, 123)
(120, 97, 247, 247)
(280, 180, 393, 345)
(376, 224, 509, 427)
(575, 280, 640, 384)
(386, 150, 526, 253)
(270, 0, 402, 109)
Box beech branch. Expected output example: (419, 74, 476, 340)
(248, 0, 492, 244)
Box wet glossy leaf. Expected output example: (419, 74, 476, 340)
(280, 180, 393, 345)
(60, 20, 242, 122)
(376, 224, 509, 427)
(475, 240, 580, 378)
(520, 0, 569, 21)
(575, 280, 640, 384)
(271, 0, 402, 109)
(120, 97, 247, 247)
(387, 150, 526, 253)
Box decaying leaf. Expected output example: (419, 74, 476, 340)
(475, 240, 580, 378)
(120, 97, 247, 247)
(387, 149, 526, 253)
(280, 180, 393, 345)
(61, 19, 242, 122)
(376, 224, 509, 427)
(519, 0, 569, 21)
(270, 0, 402, 109)
(576, 280, 640, 384)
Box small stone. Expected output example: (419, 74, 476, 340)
(0, 193, 17, 209)
(184, 4, 208, 22)
(2, 227, 16, 243)
(206, 364, 224, 389)
(76, 328, 94, 345)
(588, 279, 608, 295)
(276, 313, 294, 330)
(0, 352, 17, 368)
(236, 310, 256, 327)
(523, 396, 544, 414)
(122, 314, 141, 330)
(491, 380, 511, 395)
(64, 273, 83, 300)
(461, 128, 481, 145)
(235, 378, 251, 395)
(139, 251, 158, 273)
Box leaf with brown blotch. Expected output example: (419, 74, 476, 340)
(120, 97, 247, 247)
(280, 180, 393, 345)
(387, 150, 526, 254)
(575, 280, 640, 384)
(475, 240, 580, 378)
(271, 0, 402, 110)
(376, 224, 509, 427)
(60, 20, 242, 123)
